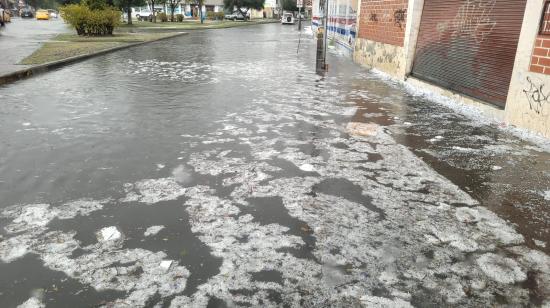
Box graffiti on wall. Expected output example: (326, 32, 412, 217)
(436, 0, 496, 43)
(394, 9, 406, 29)
(366, 8, 406, 28)
(523, 77, 550, 115)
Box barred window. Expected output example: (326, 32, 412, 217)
(539, 0, 550, 35)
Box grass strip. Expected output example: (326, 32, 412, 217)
(117, 19, 278, 30)
(19, 32, 179, 65)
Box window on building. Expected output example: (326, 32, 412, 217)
(539, 0, 550, 35)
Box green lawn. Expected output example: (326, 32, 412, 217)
(20, 32, 182, 65)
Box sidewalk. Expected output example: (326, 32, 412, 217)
(0, 18, 71, 76)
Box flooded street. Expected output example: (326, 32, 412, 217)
(1, 23, 549, 307)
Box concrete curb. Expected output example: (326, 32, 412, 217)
(0, 32, 188, 86)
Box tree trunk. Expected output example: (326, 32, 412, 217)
(170, 7, 174, 22)
(199, 6, 203, 24)
(152, 0, 156, 22)
(127, 4, 132, 25)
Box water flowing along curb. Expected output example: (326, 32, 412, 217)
(0, 32, 188, 86)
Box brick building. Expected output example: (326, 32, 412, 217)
(349, 0, 550, 138)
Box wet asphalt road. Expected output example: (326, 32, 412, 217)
(0, 23, 549, 307)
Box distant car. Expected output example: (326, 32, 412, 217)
(20, 8, 34, 18)
(48, 9, 58, 18)
(36, 9, 50, 20)
(135, 9, 153, 21)
(281, 12, 294, 25)
(225, 11, 248, 21)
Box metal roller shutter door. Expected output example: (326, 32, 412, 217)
(411, 0, 527, 107)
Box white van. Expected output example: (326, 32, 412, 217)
(281, 12, 294, 25)
(131, 8, 153, 21)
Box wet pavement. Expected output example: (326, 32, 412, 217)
(0, 23, 549, 307)
(0, 18, 70, 74)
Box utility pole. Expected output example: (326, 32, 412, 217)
(316, 0, 329, 73)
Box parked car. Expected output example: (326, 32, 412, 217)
(36, 9, 50, 20)
(1, 8, 12, 24)
(281, 12, 294, 25)
(134, 9, 153, 21)
(48, 9, 58, 18)
(20, 8, 34, 18)
(224, 10, 248, 21)
(0, 8, 5, 27)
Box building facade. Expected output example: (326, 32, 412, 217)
(349, 0, 550, 138)
(312, 0, 359, 55)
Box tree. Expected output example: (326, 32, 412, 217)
(281, 0, 296, 12)
(84, 0, 107, 10)
(58, 0, 80, 4)
(166, 0, 181, 21)
(27, 0, 60, 9)
(114, 0, 146, 25)
(186, 0, 203, 24)
(147, 0, 165, 22)
(223, 0, 264, 21)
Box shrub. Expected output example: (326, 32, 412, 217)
(206, 11, 215, 20)
(176, 14, 183, 22)
(83, 0, 106, 11)
(60, 4, 90, 35)
(88, 7, 120, 35)
(61, 4, 120, 36)
(215, 12, 224, 20)
(158, 12, 168, 22)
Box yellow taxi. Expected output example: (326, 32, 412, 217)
(1, 8, 11, 23)
(36, 9, 50, 20)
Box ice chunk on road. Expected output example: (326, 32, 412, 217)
(476, 253, 526, 284)
(428, 135, 444, 143)
(2, 200, 107, 234)
(492, 165, 503, 171)
(346, 122, 379, 137)
(299, 163, 316, 172)
(172, 165, 193, 185)
(17, 297, 44, 308)
(122, 178, 187, 204)
(359, 295, 413, 307)
(97, 226, 122, 242)
(534, 239, 546, 248)
(160, 260, 173, 272)
(0, 236, 29, 262)
(144, 225, 165, 237)
(2, 204, 57, 234)
(57, 199, 105, 220)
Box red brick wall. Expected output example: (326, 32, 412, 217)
(530, 36, 550, 75)
(357, 0, 408, 47)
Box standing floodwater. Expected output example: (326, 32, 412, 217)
(0, 24, 549, 307)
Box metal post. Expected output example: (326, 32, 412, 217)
(321, 0, 329, 71)
(323, 0, 329, 71)
(298, 6, 302, 31)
